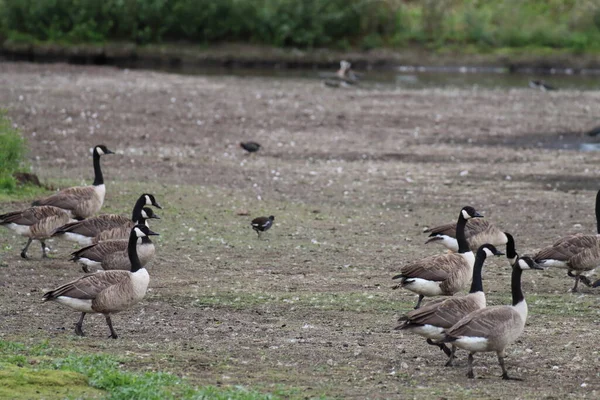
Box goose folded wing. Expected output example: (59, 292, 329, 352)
(407, 296, 481, 328)
(36, 187, 93, 208)
(464, 219, 491, 238)
(446, 307, 514, 339)
(44, 271, 130, 300)
(425, 223, 456, 237)
(536, 235, 600, 261)
(58, 215, 129, 236)
(398, 254, 462, 281)
(569, 244, 600, 270)
(72, 240, 127, 261)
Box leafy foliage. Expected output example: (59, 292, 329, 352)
(2, 0, 598, 50)
(0, 111, 27, 193)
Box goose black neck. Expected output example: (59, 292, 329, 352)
(128, 231, 142, 273)
(505, 232, 516, 262)
(92, 151, 104, 186)
(140, 236, 152, 244)
(511, 264, 524, 306)
(596, 190, 600, 234)
(469, 249, 486, 293)
(131, 197, 146, 221)
(456, 213, 470, 254)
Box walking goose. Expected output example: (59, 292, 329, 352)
(437, 255, 542, 380)
(71, 226, 157, 273)
(1, 205, 73, 258)
(533, 189, 600, 291)
(396, 244, 504, 366)
(42, 224, 158, 338)
(425, 218, 508, 254)
(52, 193, 162, 245)
(32, 145, 114, 219)
(392, 206, 483, 309)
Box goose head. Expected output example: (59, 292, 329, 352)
(515, 256, 543, 270)
(478, 243, 505, 258)
(142, 193, 162, 209)
(461, 206, 483, 220)
(140, 207, 160, 220)
(93, 145, 115, 156)
(268, 216, 275, 221)
(133, 224, 159, 238)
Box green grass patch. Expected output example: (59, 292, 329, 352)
(0, 339, 311, 399)
(0, 111, 26, 193)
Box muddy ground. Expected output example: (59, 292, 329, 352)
(0, 62, 599, 399)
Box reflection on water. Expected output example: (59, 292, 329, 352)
(159, 65, 600, 91)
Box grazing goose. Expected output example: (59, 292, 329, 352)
(533, 189, 600, 291)
(438, 256, 542, 380)
(392, 206, 483, 309)
(396, 244, 504, 366)
(32, 145, 114, 219)
(52, 193, 162, 245)
(528, 80, 556, 91)
(42, 225, 158, 338)
(70, 226, 157, 273)
(425, 218, 508, 254)
(251, 215, 274, 238)
(1, 206, 73, 258)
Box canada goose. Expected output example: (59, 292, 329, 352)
(240, 142, 261, 153)
(1, 205, 73, 258)
(533, 189, 600, 291)
(425, 218, 509, 254)
(42, 224, 158, 338)
(52, 193, 162, 245)
(396, 244, 504, 366)
(70, 225, 157, 273)
(392, 206, 483, 309)
(251, 215, 274, 238)
(437, 256, 542, 380)
(528, 80, 556, 91)
(32, 145, 114, 219)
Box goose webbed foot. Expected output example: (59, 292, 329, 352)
(578, 275, 592, 287)
(81, 265, 90, 273)
(20, 251, 29, 259)
(501, 373, 523, 381)
(74, 313, 86, 336)
(20, 238, 33, 259)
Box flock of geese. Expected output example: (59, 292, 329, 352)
(1, 142, 600, 380)
(392, 199, 600, 380)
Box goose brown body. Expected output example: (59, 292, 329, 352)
(71, 238, 155, 272)
(425, 219, 508, 253)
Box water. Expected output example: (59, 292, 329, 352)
(158, 64, 600, 91)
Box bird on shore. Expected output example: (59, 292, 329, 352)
(528, 80, 556, 91)
(396, 243, 504, 366)
(240, 141, 261, 153)
(70, 223, 158, 273)
(336, 60, 359, 83)
(32, 145, 114, 219)
(533, 189, 600, 292)
(251, 215, 274, 238)
(1, 205, 73, 259)
(52, 193, 162, 245)
(585, 126, 600, 137)
(42, 225, 158, 339)
(392, 206, 483, 309)
(437, 255, 542, 380)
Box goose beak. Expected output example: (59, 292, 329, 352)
(106, 149, 115, 154)
(494, 251, 505, 256)
(531, 263, 544, 270)
(146, 229, 160, 236)
(150, 214, 161, 220)
(473, 211, 483, 218)
(153, 202, 163, 209)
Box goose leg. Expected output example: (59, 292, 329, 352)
(40, 240, 49, 258)
(466, 353, 475, 379)
(570, 275, 580, 292)
(74, 313, 86, 336)
(414, 295, 424, 309)
(20, 238, 33, 259)
(426, 339, 452, 357)
(578, 275, 592, 287)
(104, 315, 118, 339)
(592, 278, 600, 288)
(498, 353, 522, 381)
(445, 345, 456, 367)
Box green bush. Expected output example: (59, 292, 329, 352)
(1, 0, 600, 50)
(0, 112, 27, 193)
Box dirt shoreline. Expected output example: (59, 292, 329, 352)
(3, 42, 600, 73)
(0, 61, 599, 398)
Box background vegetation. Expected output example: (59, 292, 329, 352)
(0, 111, 27, 193)
(0, 0, 599, 51)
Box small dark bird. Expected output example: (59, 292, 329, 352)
(240, 141, 261, 153)
(251, 215, 274, 238)
(585, 126, 600, 137)
(528, 80, 556, 91)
